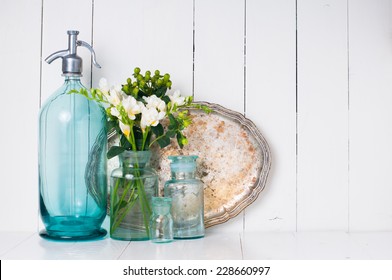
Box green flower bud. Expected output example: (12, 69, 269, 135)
(154, 70, 160, 76)
(166, 81, 172, 88)
(127, 78, 132, 85)
(132, 88, 139, 95)
(181, 137, 188, 146)
(134, 67, 141, 74)
(163, 74, 170, 82)
(183, 118, 192, 127)
(122, 84, 129, 93)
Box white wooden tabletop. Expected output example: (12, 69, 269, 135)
(2, 231, 392, 260)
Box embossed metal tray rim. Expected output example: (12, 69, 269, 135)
(191, 102, 271, 227)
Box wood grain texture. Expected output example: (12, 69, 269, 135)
(1, 0, 392, 233)
(0, 0, 41, 231)
(297, 0, 349, 230)
(194, 0, 245, 112)
(93, 0, 193, 96)
(245, 0, 297, 232)
(349, 0, 392, 231)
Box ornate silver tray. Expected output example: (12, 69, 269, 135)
(108, 101, 271, 228)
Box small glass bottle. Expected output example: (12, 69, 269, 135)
(164, 155, 204, 239)
(149, 197, 173, 243)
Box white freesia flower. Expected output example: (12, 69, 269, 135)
(143, 95, 166, 112)
(140, 107, 164, 131)
(122, 95, 142, 120)
(106, 87, 123, 106)
(167, 90, 185, 106)
(119, 121, 131, 138)
(99, 78, 110, 94)
(110, 107, 120, 118)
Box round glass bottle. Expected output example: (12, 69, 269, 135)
(149, 197, 173, 243)
(39, 75, 107, 240)
(110, 150, 158, 241)
(164, 155, 205, 239)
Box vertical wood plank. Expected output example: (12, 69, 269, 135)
(297, 0, 349, 230)
(0, 0, 42, 231)
(41, 0, 93, 103)
(349, 0, 392, 231)
(194, 0, 245, 112)
(194, 0, 245, 233)
(245, 0, 297, 232)
(38, 0, 93, 233)
(93, 0, 193, 96)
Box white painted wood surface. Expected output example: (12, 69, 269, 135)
(1, 0, 392, 234)
(0, 0, 41, 232)
(297, 0, 349, 231)
(93, 0, 193, 95)
(245, 0, 297, 232)
(348, 0, 392, 231)
(2, 231, 392, 260)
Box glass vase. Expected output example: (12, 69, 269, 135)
(110, 150, 158, 241)
(39, 75, 107, 241)
(164, 155, 205, 239)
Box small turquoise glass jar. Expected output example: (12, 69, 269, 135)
(164, 155, 205, 239)
(149, 197, 173, 243)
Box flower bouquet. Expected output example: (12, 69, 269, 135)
(71, 67, 210, 240)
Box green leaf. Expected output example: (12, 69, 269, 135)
(120, 135, 132, 150)
(151, 123, 164, 137)
(166, 129, 176, 138)
(162, 95, 171, 104)
(176, 132, 188, 149)
(154, 86, 167, 98)
(168, 114, 179, 127)
(157, 135, 171, 149)
(107, 146, 126, 159)
(176, 133, 184, 149)
(133, 126, 143, 140)
(201, 105, 213, 114)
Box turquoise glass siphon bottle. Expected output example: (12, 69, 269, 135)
(164, 155, 205, 239)
(39, 30, 107, 240)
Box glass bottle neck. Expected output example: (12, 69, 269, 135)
(171, 171, 196, 180)
(153, 206, 171, 215)
(64, 75, 82, 83)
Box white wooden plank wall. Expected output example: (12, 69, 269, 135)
(297, 0, 349, 231)
(1, 0, 392, 233)
(245, 0, 297, 232)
